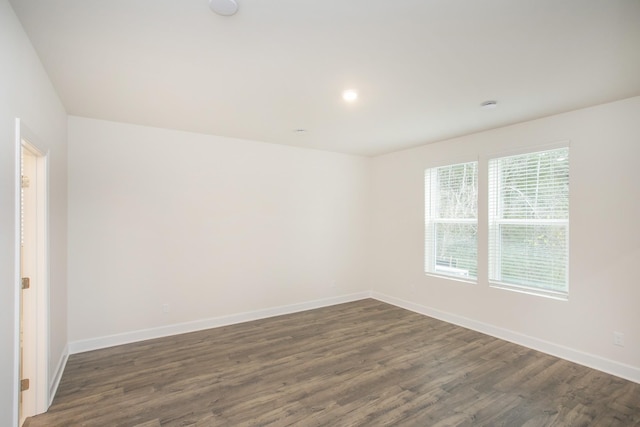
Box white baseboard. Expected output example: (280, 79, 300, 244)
(68, 292, 372, 355)
(371, 291, 640, 384)
(49, 344, 68, 407)
(65, 290, 639, 385)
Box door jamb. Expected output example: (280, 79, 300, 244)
(13, 118, 50, 426)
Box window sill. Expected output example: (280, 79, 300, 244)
(425, 272, 477, 285)
(489, 281, 568, 301)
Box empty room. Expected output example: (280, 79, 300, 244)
(1, 0, 639, 426)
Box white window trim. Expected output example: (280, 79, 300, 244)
(424, 160, 479, 283)
(486, 143, 570, 300)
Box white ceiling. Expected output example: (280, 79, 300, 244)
(9, 0, 640, 156)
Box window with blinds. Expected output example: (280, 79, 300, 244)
(425, 161, 478, 281)
(488, 147, 569, 298)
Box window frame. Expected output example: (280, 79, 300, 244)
(424, 159, 479, 283)
(487, 143, 570, 300)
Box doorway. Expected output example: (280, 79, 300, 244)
(16, 119, 49, 426)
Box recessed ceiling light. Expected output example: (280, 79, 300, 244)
(209, 0, 238, 16)
(481, 100, 498, 110)
(293, 129, 308, 134)
(342, 89, 358, 102)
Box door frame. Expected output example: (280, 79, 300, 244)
(13, 118, 50, 426)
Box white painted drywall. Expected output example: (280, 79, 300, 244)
(370, 96, 640, 370)
(67, 117, 370, 342)
(67, 99, 640, 380)
(0, 1, 68, 425)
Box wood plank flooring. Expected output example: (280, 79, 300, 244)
(25, 299, 640, 426)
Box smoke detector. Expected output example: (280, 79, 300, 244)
(209, 0, 238, 16)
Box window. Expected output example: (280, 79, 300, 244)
(425, 161, 478, 280)
(488, 147, 569, 298)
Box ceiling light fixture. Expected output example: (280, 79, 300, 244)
(342, 89, 358, 102)
(481, 100, 498, 110)
(209, 0, 238, 16)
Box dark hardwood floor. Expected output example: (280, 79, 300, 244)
(25, 299, 640, 426)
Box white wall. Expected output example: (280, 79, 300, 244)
(0, 1, 68, 425)
(67, 117, 370, 343)
(67, 99, 640, 382)
(370, 97, 640, 378)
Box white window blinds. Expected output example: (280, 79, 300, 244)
(488, 147, 569, 297)
(425, 161, 478, 280)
